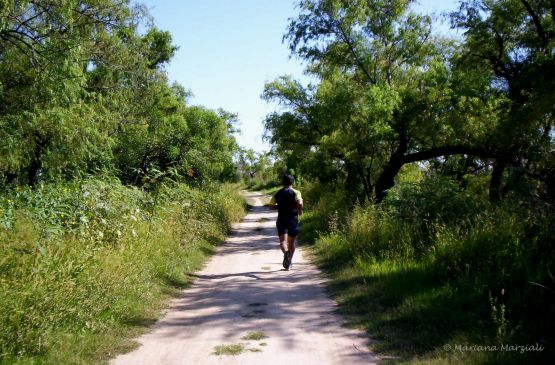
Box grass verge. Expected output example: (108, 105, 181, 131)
(310, 234, 553, 364)
(0, 179, 246, 365)
(301, 185, 553, 364)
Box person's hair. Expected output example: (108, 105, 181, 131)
(281, 174, 295, 187)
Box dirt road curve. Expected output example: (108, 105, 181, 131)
(110, 191, 378, 365)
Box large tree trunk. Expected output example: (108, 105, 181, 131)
(373, 144, 501, 204)
(27, 141, 44, 186)
(374, 138, 408, 203)
(489, 159, 506, 202)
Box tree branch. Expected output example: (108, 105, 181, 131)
(335, 21, 376, 84)
(402, 145, 504, 164)
(520, 0, 549, 49)
(280, 137, 320, 147)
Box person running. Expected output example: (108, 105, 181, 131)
(269, 174, 303, 270)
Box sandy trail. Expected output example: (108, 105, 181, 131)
(110, 191, 378, 365)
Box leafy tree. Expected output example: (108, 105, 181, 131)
(0, 0, 132, 185)
(266, 0, 479, 201)
(142, 27, 178, 69)
(235, 148, 278, 184)
(265, 0, 552, 203)
(0, 0, 239, 187)
(451, 0, 555, 201)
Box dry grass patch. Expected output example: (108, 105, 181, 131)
(242, 331, 268, 341)
(213, 343, 244, 356)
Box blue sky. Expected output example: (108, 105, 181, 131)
(140, 0, 459, 152)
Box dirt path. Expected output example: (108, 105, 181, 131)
(110, 191, 378, 365)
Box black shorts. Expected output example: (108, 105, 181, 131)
(276, 216, 299, 237)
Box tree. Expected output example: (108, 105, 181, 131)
(0, 0, 133, 185)
(265, 0, 553, 203)
(0, 1, 239, 187)
(451, 0, 555, 201)
(265, 0, 500, 202)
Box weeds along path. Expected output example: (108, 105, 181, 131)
(110, 191, 377, 365)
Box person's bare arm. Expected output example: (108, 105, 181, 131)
(268, 195, 277, 209)
(296, 199, 304, 215)
(294, 189, 304, 215)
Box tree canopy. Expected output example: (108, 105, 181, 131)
(264, 0, 554, 203)
(0, 0, 238, 187)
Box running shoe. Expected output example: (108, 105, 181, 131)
(282, 251, 290, 269)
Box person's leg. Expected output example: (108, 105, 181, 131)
(278, 221, 291, 268)
(287, 217, 299, 262)
(277, 220, 287, 253)
(287, 234, 296, 261)
(279, 234, 288, 253)
(280, 233, 291, 269)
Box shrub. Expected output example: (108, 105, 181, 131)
(297, 181, 350, 244)
(308, 175, 555, 359)
(346, 205, 416, 261)
(431, 205, 555, 340)
(0, 178, 245, 363)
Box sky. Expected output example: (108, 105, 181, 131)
(140, 0, 460, 152)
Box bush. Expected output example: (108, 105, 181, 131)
(431, 205, 555, 340)
(346, 205, 416, 261)
(307, 175, 555, 362)
(297, 181, 350, 244)
(0, 178, 245, 363)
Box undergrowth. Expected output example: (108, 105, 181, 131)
(0, 178, 245, 364)
(303, 177, 554, 364)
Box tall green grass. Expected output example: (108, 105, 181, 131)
(303, 178, 554, 364)
(0, 179, 245, 364)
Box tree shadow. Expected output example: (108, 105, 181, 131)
(322, 262, 499, 360)
(113, 203, 377, 364)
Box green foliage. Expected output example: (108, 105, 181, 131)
(0, 0, 239, 188)
(268, 4, 555, 359)
(387, 177, 486, 227)
(213, 343, 245, 356)
(266, 0, 482, 201)
(236, 148, 285, 189)
(450, 0, 555, 202)
(142, 28, 179, 69)
(241, 331, 268, 341)
(114, 100, 238, 185)
(0, 3, 244, 361)
(305, 175, 554, 363)
(265, 0, 554, 204)
(0, 104, 116, 185)
(0, 179, 245, 364)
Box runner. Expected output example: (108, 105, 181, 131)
(269, 174, 303, 270)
